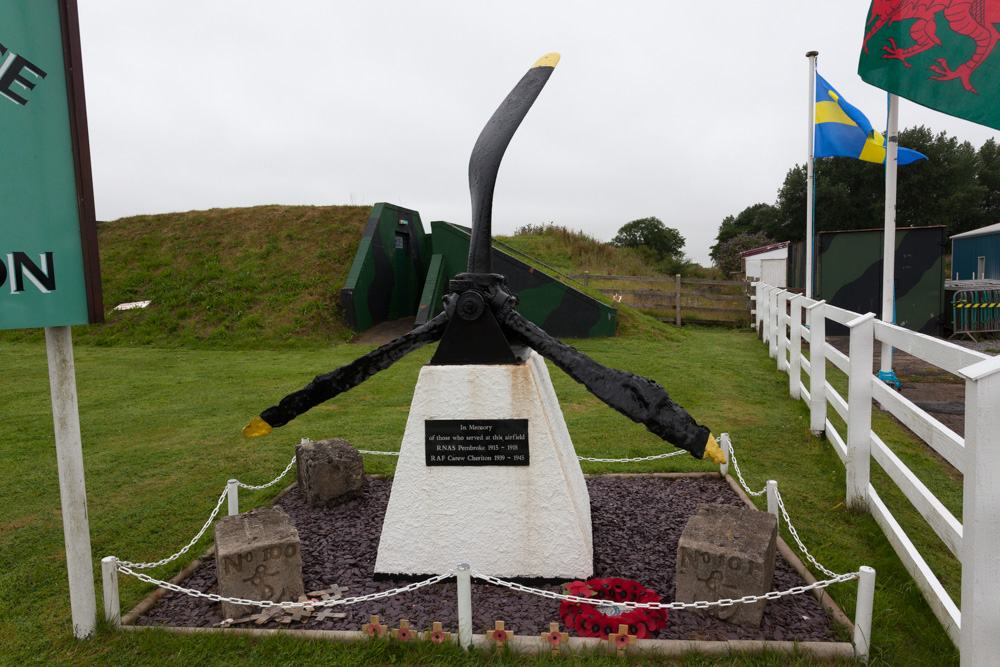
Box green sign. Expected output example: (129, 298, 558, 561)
(0, 0, 102, 330)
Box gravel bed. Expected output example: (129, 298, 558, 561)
(135, 476, 843, 642)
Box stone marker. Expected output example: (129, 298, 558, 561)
(296, 438, 364, 508)
(675, 503, 778, 627)
(214, 506, 304, 620)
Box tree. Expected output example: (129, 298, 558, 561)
(611, 217, 685, 258)
(713, 231, 773, 277)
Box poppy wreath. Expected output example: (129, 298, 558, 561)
(558, 578, 667, 640)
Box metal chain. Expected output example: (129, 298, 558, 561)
(356, 449, 402, 456)
(115, 561, 454, 608)
(728, 441, 766, 496)
(727, 437, 838, 578)
(472, 571, 858, 611)
(576, 450, 687, 463)
(236, 455, 296, 490)
(773, 487, 838, 578)
(116, 485, 229, 570)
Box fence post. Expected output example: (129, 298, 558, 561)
(227, 479, 239, 516)
(766, 480, 779, 530)
(854, 566, 876, 663)
(958, 356, 1000, 666)
(583, 270, 589, 287)
(806, 300, 827, 437)
(759, 284, 771, 343)
(101, 556, 120, 630)
(769, 289, 783, 361)
(777, 291, 791, 372)
(675, 274, 682, 327)
(846, 312, 875, 510)
(788, 296, 803, 399)
(719, 433, 730, 477)
(456, 563, 472, 649)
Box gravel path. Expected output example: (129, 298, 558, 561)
(136, 476, 843, 643)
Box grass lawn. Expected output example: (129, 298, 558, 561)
(0, 327, 960, 665)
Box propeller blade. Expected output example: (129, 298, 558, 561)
(468, 53, 560, 273)
(498, 307, 723, 462)
(243, 311, 450, 436)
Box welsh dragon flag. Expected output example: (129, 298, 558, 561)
(858, 0, 1000, 131)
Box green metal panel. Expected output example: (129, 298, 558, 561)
(1, 1, 102, 330)
(426, 220, 616, 338)
(415, 253, 447, 325)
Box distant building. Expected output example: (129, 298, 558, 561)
(739, 242, 789, 287)
(950, 222, 1000, 281)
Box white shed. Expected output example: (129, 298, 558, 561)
(740, 242, 789, 287)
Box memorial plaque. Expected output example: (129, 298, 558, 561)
(425, 419, 529, 466)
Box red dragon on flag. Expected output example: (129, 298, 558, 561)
(858, 0, 1000, 129)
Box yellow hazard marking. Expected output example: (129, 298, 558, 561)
(702, 434, 727, 464)
(242, 416, 273, 437)
(532, 53, 560, 69)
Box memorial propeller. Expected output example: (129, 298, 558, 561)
(243, 53, 725, 464)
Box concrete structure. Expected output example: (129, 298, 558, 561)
(296, 438, 364, 508)
(214, 507, 304, 619)
(675, 504, 778, 627)
(374, 350, 593, 579)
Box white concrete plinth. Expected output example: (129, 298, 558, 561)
(375, 350, 593, 579)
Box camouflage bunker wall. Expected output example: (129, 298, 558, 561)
(341, 205, 617, 338)
(812, 226, 946, 335)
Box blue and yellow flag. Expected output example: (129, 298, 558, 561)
(815, 73, 926, 165)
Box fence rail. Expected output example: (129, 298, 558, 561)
(754, 282, 1000, 665)
(571, 273, 752, 326)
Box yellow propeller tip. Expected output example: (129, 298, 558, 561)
(242, 416, 273, 438)
(532, 53, 560, 69)
(702, 434, 727, 464)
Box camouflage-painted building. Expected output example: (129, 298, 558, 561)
(341, 203, 616, 338)
(788, 226, 946, 335)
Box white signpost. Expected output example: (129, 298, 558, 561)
(1, 0, 103, 638)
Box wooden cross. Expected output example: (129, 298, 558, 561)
(313, 606, 346, 622)
(427, 621, 452, 644)
(391, 619, 415, 642)
(307, 585, 348, 600)
(276, 602, 311, 624)
(363, 615, 388, 638)
(251, 605, 285, 626)
(487, 620, 514, 651)
(540, 622, 569, 656)
(608, 624, 636, 656)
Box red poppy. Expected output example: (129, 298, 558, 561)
(558, 577, 668, 640)
(546, 631, 562, 646)
(429, 630, 445, 643)
(396, 627, 411, 641)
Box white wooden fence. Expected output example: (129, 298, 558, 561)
(753, 283, 1000, 667)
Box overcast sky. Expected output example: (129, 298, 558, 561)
(77, 1, 1000, 265)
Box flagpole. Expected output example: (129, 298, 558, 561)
(806, 51, 818, 299)
(880, 93, 899, 380)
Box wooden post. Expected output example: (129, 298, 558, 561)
(789, 296, 803, 399)
(766, 480, 780, 530)
(759, 284, 771, 343)
(45, 326, 97, 638)
(854, 566, 876, 663)
(959, 356, 1000, 666)
(228, 479, 239, 516)
(806, 300, 827, 437)
(777, 291, 790, 372)
(846, 313, 875, 509)
(675, 274, 681, 327)
(457, 563, 472, 649)
(101, 557, 120, 630)
(583, 270, 589, 286)
(769, 289, 782, 360)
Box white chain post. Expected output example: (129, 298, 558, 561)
(101, 556, 120, 630)
(719, 433, 730, 477)
(854, 566, 876, 663)
(806, 300, 828, 437)
(227, 479, 239, 516)
(846, 313, 875, 510)
(766, 480, 780, 531)
(456, 564, 472, 649)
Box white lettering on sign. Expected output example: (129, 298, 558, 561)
(1, 252, 56, 293)
(0, 40, 47, 106)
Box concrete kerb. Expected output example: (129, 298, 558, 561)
(117, 471, 856, 660)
